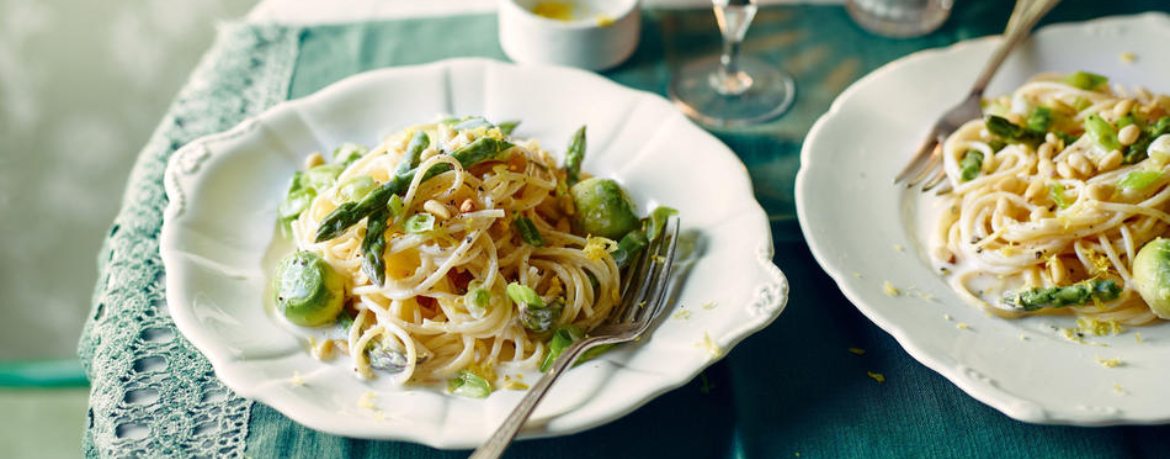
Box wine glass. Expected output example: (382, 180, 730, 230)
(669, 0, 796, 128)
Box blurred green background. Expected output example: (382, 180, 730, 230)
(0, 0, 256, 456)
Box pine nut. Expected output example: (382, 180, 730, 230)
(459, 199, 475, 213)
(424, 200, 451, 220)
(1025, 179, 1045, 200)
(1112, 99, 1135, 119)
(1119, 124, 1141, 146)
(1050, 256, 1067, 284)
(1057, 161, 1076, 179)
(304, 152, 324, 169)
(1097, 150, 1123, 172)
(1085, 183, 1112, 201)
(1068, 152, 1093, 175)
(1006, 113, 1025, 125)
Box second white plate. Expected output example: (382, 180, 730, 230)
(797, 13, 1170, 425)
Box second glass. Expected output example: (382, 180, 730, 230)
(669, 0, 796, 128)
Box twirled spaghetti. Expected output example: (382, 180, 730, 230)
(276, 119, 652, 392)
(931, 72, 1170, 325)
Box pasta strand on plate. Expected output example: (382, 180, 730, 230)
(931, 71, 1170, 324)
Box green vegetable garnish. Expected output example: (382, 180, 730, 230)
(1085, 114, 1120, 151)
(453, 116, 494, 131)
(1118, 170, 1163, 190)
(1026, 106, 1053, 133)
(337, 175, 376, 203)
(646, 206, 679, 241)
(541, 325, 584, 372)
(332, 143, 369, 166)
(305, 163, 344, 190)
(985, 115, 1041, 144)
(1062, 71, 1109, 90)
(1003, 280, 1121, 311)
(1049, 183, 1069, 209)
(396, 131, 430, 176)
(278, 172, 315, 238)
(514, 216, 545, 247)
(464, 284, 490, 319)
(506, 282, 545, 308)
(361, 209, 390, 286)
(387, 194, 405, 219)
(959, 150, 984, 182)
(1132, 238, 1170, 319)
(314, 137, 513, 242)
(274, 251, 345, 326)
(610, 230, 649, 269)
(1127, 117, 1170, 164)
(448, 369, 492, 398)
(506, 282, 561, 332)
(564, 125, 587, 186)
(570, 177, 640, 240)
(404, 213, 436, 233)
(497, 120, 520, 136)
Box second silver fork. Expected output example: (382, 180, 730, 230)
(895, 0, 1064, 192)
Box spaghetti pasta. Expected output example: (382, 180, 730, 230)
(273, 118, 669, 395)
(931, 72, 1170, 325)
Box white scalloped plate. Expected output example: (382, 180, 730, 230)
(798, 13, 1170, 425)
(160, 58, 787, 447)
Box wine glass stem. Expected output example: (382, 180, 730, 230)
(711, 2, 758, 96)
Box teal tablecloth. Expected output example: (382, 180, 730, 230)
(82, 1, 1170, 457)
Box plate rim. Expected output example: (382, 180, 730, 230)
(795, 12, 1170, 426)
(160, 57, 790, 446)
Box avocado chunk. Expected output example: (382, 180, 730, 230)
(1131, 238, 1170, 319)
(274, 251, 345, 326)
(569, 177, 639, 240)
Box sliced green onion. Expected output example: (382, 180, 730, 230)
(1116, 114, 1137, 130)
(1026, 106, 1053, 133)
(453, 116, 494, 131)
(959, 150, 984, 182)
(541, 325, 584, 372)
(305, 163, 344, 190)
(646, 206, 679, 241)
(505, 282, 544, 308)
(404, 213, 436, 233)
(1062, 71, 1109, 90)
(1050, 183, 1069, 209)
(332, 143, 369, 166)
(387, 194, 405, 219)
(448, 369, 492, 398)
(336, 175, 376, 203)
(514, 216, 545, 247)
(1118, 170, 1163, 190)
(1072, 97, 1092, 111)
(463, 284, 490, 319)
(1085, 114, 1120, 151)
(497, 120, 520, 136)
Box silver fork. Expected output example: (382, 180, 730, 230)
(895, 0, 1064, 192)
(468, 218, 681, 459)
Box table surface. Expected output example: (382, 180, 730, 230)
(71, 0, 1170, 457)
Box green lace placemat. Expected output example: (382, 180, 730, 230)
(78, 24, 302, 458)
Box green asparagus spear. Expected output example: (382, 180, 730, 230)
(564, 126, 586, 186)
(959, 150, 984, 182)
(360, 208, 390, 286)
(314, 137, 513, 242)
(1004, 280, 1121, 311)
(514, 216, 544, 247)
(395, 131, 430, 176)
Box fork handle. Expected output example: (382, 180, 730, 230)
(469, 336, 608, 459)
(969, 0, 1064, 97)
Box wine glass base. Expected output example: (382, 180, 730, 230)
(668, 55, 796, 128)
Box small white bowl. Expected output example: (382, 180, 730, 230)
(498, 0, 641, 71)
